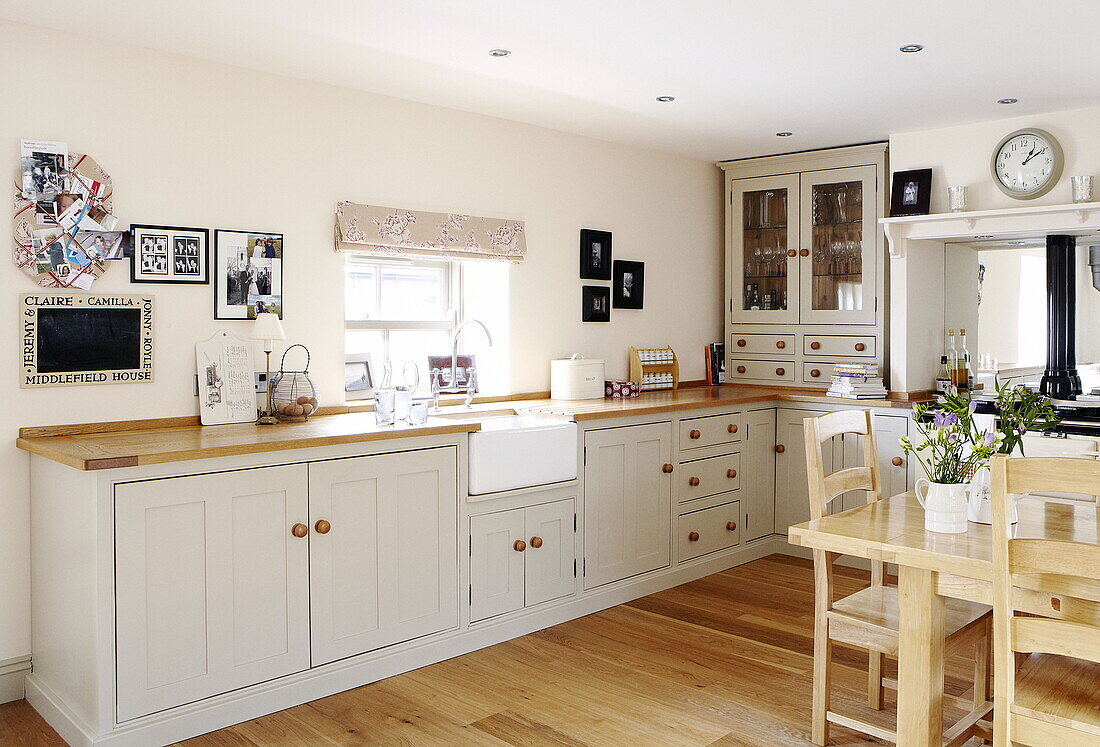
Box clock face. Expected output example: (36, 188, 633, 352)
(992, 129, 1063, 199)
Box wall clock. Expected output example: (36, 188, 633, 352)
(990, 128, 1064, 199)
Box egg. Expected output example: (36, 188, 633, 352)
(308, 397, 318, 407)
(301, 403, 314, 416)
(288, 403, 305, 416)
(296, 395, 311, 405)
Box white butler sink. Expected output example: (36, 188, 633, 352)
(466, 415, 578, 495)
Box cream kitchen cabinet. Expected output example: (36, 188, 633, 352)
(773, 408, 828, 534)
(469, 498, 576, 622)
(583, 422, 672, 589)
(307, 448, 458, 666)
(741, 408, 777, 541)
(115, 465, 312, 722)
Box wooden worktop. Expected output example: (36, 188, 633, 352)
(17, 384, 926, 471)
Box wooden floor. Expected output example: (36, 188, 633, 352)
(0, 554, 987, 746)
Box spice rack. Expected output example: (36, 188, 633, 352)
(629, 346, 680, 392)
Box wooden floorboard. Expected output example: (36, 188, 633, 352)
(0, 554, 986, 745)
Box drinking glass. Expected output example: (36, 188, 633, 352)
(374, 388, 396, 426)
(948, 185, 968, 213)
(408, 400, 429, 425)
(1072, 175, 1093, 203)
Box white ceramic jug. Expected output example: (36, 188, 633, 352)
(914, 479, 970, 534)
(967, 467, 1020, 526)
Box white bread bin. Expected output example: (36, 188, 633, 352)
(550, 353, 605, 400)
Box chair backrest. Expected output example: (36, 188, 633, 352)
(803, 409, 882, 522)
(990, 454, 1100, 742)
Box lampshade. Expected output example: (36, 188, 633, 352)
(250, 312, 286, 342)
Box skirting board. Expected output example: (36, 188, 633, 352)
(0, 656, 31, 704)
(27, 537, 782, 747)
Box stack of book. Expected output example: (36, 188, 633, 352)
(827, 362, 887, 399)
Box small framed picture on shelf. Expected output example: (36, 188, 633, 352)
(130, 224, 209, 283)
(889, 168, 933, 217)
(581, 285, 611, 322)
(579, 229, 612, 280)
(344, 353, 375, 400)
(612, 260, 644, 309)
(214, 229, 283, 319)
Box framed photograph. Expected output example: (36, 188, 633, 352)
(131, 224, 209, 283)
(889, 168, 933, 217)
(344, 353, 376, 400)
(214, 229, 283, 319)
(580, 229, 612, 280)
(612, 260, 644, 309)
(581, 285, 611, 322)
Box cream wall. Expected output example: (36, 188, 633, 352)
(0, 21, 723, 665)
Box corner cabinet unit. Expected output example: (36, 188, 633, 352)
(719, 144, 888, 388)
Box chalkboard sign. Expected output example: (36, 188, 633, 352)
(21, 294, 153, 387)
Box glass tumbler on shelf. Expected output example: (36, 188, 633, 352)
(948, 185, 968, 213)
(1072, 175, 1094, 203)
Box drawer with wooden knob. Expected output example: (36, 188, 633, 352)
(727, 359, 796, 383)
(803, 335, 876, 358)
(679, 412, 743, 451)
(801, 362, 837, 384)
(676, 500, 741, 562)
(728, 333, 796, 356)
(674, 452, 741, 504)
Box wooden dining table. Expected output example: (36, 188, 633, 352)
(788, 491, 1098, 746)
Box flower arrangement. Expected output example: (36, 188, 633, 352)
(899, 399, 1003, 484)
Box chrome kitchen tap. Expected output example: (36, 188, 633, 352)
(431, 319, 493, 409)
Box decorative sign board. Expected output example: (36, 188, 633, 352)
(195, 331, 257, 425)
(21, 294, 154, 388)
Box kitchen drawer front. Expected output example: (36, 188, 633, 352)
(802, 362, 836, 384)
(728, 359, 796, 382)
(804, 335, 876, 358)
(677, 500, 741, 562)
(674, 452, 740, 503)
(679, 413, 742, 451)
(729, 333, 796, 356)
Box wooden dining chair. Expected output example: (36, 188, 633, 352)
(804, 409, 993, 746)
(990, 454, 1100, 746)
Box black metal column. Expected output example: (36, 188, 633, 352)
(1040, 234, 1081, 398)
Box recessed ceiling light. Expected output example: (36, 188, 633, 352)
(488, 48, 511, 57)
(776, 131, 793, 137)
(656, 95, 675, 102)
(997, 98, 1018, 105)
(899, 44, 924, 53)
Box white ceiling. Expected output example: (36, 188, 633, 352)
(4, 0, 1100, 161)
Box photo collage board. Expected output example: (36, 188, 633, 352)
(214, 229, 284, 319)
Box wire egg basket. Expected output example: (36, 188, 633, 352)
(270, 344, 319, 422)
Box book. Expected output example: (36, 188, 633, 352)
(704, 342, 725, 385)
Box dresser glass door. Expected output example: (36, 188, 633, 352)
(730, 174, 800, 324)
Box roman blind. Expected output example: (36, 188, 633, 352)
(334, 201, 526, 263)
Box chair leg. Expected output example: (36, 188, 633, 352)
(812, 616, 831, 745)
(868, 651, 885, 710)
(973, 619, 991, 708)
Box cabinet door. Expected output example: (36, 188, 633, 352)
(469, 509, 526, 623)
(742, 408, 776, 541)
(583, 423, 672, 589)
(115, 466, 310, 722)
(308, 448, 458, 666)
(798, 165, 878, 325)
(874, 414, 911, 501)
(774, 409, 828, 534)
(729, 174, 801, 324)
(524, 499, 576, 607)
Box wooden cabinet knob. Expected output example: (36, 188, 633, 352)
(689, 429, 701, 440)
(727, 423, 738, 434)
(810, 369, 821, 378)
(736, 365, 746, 374)
(726, 521, 737, 531)
(775, 340, 785, 349)
(314, 519, 331, 535)
(775, 444, 785, 454)
(799, 248, 810, 257)
(513, 540, 526, 552)
(662, 463, 674, 473)
(291, 523, 308, 538)
(689, 476, 701, 487)
(810, 341, 821, 350)
(891, 457, 904, 467)
(736, 338, 746, 347)
(855, 342, 866, 351)
(727, 469, 737, 479)
(688, 531, 700, 542)
(786, 249, 797, 258)
(530, 536, 543, 549)
(775, 367, 785, 376)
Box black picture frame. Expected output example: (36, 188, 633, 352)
(130, 224, 210, 284)
(889, 168, 933, 217)
(612, 260, 644, 309)
(581, 285, 611, 322)
(579, 229, 612, 280)
(214, 229, 284, 320)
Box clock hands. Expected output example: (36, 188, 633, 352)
(1022, 146, 1048, 166)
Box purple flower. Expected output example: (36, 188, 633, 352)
(933, 411, 959, 429)
(968, 401, 978, 414)
(983, 430, 996, 446)
(1019, 425, 1027, 435)
(947, 432, 958, 441)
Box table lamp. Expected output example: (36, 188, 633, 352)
(250, 312, 286, 424)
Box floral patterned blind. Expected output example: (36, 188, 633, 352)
(334, 201, 526, 263)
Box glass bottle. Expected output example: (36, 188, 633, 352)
(946, 329, 960, 391)
(935, 352, 951, 395)
(958, 328, 975, 392)
(749, 283, 761, 310)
